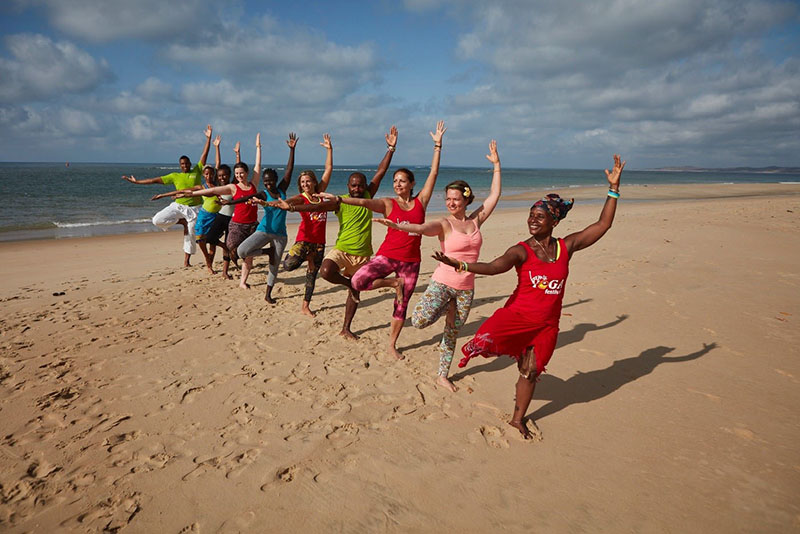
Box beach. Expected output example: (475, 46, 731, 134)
(1, 183, 799, 532)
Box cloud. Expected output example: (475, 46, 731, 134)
(33, 0, 216, 42)
(0, 33, 112, 103)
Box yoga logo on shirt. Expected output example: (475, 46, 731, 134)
(529, 274, 564, 295)
(310, 211, 327, 222)
(394, 219, 420, 236)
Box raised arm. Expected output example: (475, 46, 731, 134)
(367, 125, 398, 198)
(278, 132, 297, 192)
(318, 134, 333, 193)
(374, 217, 445, 237)
(198, 124, 212, 166)
(471, 139, 502, 226)
(564, 154, 625, 255)
(213, 135, 221, 170)
(433, 243, 526, 276)
(317, 191, 391, 216)
(233, 141, 241, 164)
(417, 120, 446, 208)
(252, 133, 262, 188)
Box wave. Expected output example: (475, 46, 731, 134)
(53, 218, 151, 228)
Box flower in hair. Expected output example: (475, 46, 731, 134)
(463, 186, 471, 198)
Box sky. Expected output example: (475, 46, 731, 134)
(1, 0, 798, 168)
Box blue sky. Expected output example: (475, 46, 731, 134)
(1, 0, 798, 168)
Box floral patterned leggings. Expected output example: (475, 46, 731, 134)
(411, 280, 474, 377)
(283, 241, 325, 302)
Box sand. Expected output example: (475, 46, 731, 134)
(1, 183, 799, 533)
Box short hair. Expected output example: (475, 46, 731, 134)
(218, 164, 231, 175)
(179, 155, 191, 163)
(262, 168, 278, 182)
(348, 172, 367, 184)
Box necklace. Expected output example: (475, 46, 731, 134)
(532, 237, 555, 263)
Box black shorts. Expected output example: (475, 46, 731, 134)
(205, 213, 232, 246)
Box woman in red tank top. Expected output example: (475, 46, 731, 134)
(318, 121, 447, 360)
(434, 154, 626, 440)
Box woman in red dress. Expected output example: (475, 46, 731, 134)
(434, 154, 625, 439)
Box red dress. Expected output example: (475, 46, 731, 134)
(460, 239, 569, 376)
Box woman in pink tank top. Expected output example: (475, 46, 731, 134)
(375, 140, 502, 392)
(434, 154, 626, 439)
(318, 121, 447, 360)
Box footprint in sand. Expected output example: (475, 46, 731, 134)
(478, 425, 510, 449)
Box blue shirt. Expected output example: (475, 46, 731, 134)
(257, 189, 287, 236)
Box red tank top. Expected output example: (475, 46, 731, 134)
(377, 198, 425, 262)
(232, 183, 258, 224)
(504, 239, 569, 326)
(295, 193, 327, 244)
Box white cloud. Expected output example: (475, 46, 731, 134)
(0, 33, 112, 103)
(33, 0, 215, 42)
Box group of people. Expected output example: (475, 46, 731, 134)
(123, 123, 625, 439)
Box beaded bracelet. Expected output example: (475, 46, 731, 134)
(607, 189, 620, 199)
(387, 145, 396, 152)
(456, 260, 468, 273)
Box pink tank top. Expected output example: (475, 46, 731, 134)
(505, 239, 569, 326)
(431, 218, 482, 290)
(377, 198, 425, 262)
(231, 183, 258, 224)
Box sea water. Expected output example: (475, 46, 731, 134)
(1, 162, 798, 241)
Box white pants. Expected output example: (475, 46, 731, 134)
(152, 202, 200, 254)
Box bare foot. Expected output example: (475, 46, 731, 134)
(301, 302, 316, 317)
(221, 271, 233, 280)
(435, 375, 458, 392)
(339, 329, 359, 341)
(389, 345, 404, 360)
(265, 288, 276, 304)
(184, 261, 191, 268)
(509, 419, 533, 440)
(206, 266, 216, 275)
(239, 282, 250, 290)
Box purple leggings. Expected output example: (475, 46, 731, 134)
(350, 255, 420, 320)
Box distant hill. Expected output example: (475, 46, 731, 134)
(651, 166, 800, 174)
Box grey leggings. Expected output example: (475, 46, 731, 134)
(238, 231, 288, 286)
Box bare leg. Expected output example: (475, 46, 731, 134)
(340, 290, 360, 340)
(265, 284, 276, 304)
(388, 317, 405, 360)
(221, 257, 232, 280)
(198, 239, 215, 275)
(510, 347, 537, 439)
(239, 257, 253, 289)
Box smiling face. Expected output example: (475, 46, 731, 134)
(203, 167, 216, 185)
(393, 170, 414, 198)
(445, 188, 468, 216)
(299, 173, 317, 194)
(234, 166, 248, 184)
(347, 173, 367, 198)
(179, 157, 191, 173)
(217, 167, 231, 185)
(528, 207, 557, 237)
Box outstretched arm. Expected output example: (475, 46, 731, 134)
(471, 139, 502, 226)
(368, 125, 398, 198)
(273, 196, 339, 213)
(122, 174, 164, 185)
(151, 185, 204, 201)
(374, 217, 444, 237)
(176, 184, 235, 199)
(316, 191, 390, 216)
(198, 124, 212, 166)
(417, 120, 446, 208)
(318, 134, 333, 193)
(223, 190, 267, 205)
(433, 243, 526, 275)
(213, 135, 221, 170)
(252, 133, 262, 188)
(278, 133, 297, 192)
(564, 154, 625, 255)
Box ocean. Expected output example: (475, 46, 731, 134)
(1, 162, 798, 242)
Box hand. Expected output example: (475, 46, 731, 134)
(275, 198, 291, 210)
(316, 191, 336, 202)
(150, 193, 164, 201)
(256, 132, 261, 148)
(218, 197, 230, 205)
(175, 191, 193, 199)
(213, 134, 221, 147)
(286, 132, 298, 149)
(373, 217, 398, 229)
(320, 133, 332, 150)
(432, 251, 457, 268)
(429, 120, 446, 145)
(485, 139, 499, 165)
(204, 124, 212, 138)
(605, 154, 626, 189)
(385, 125, 398, 148)
(233, 141, 240, 153)
(122, 175, 137, 183)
